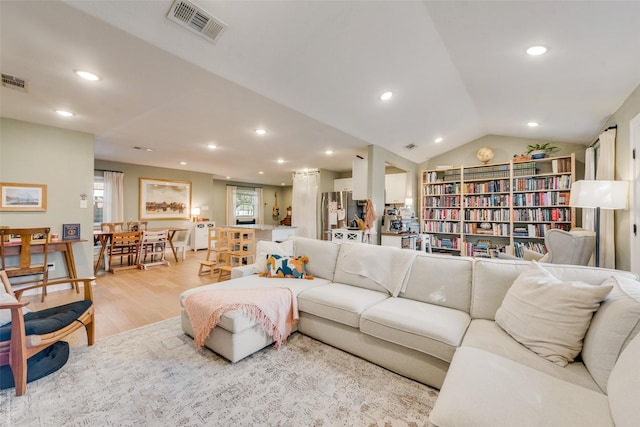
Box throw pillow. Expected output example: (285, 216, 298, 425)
(495, 262, 612, 367)
(582, 275, 640, 392)
(264, 254, 313, 279)
(253, 239, 294, 275)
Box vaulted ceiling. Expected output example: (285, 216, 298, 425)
(2, 1, 639, 185)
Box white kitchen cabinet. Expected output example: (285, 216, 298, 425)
(333, 178, 353, 192)
(190, 221, 216, 251)
(385, 173, 407, 204)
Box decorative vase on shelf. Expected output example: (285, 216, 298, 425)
(530, 150, 547, 159)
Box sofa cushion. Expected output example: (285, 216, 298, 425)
(495, 262, 612, 367)
(471, 258, 637, 320)
(253, 239, 294, 274)
(582, 275, 640, 393)
(360, 297, 470, 363)
(429, 347, 613, 427)
(607, 332, 640, 427)
(333, 243, 416, 296)
(462, 319, 602, 392)
(297, 283, 388, 328)
(290, 236, 340, 281)
(399, 253, 473, 312)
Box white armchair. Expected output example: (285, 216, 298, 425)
(500, 228, 596, 266)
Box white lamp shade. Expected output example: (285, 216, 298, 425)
(191, 207, 201, 216)
(569, 180, 629, 210)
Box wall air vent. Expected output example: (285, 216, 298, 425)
(2, 73, 29, 92)
(167, 0, 227, 44)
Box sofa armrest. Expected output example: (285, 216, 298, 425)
(231, 264, 256, 279)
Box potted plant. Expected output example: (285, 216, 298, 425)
(526, 142, 557, 159)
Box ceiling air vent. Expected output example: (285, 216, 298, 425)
(404, 143, 417, 150)
(167, 0, 227, 44)
(2, 73, 29, 93)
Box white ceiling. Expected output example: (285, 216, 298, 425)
(2, 1, 639, 186)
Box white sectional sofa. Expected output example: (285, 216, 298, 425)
(179, 236, 640, 426)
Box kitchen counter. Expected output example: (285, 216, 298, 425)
(228, 225, 297, 242)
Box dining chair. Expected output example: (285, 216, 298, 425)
(0, 228, 50, 302)
(108, 231, 142, 273)
(101, 222, 124, 233)
(171, 228, 192, 262)
(126, 221, 148, 232)
(138, 229, 170, 270)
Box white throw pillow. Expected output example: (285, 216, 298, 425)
(253, 239, 294, 274)
(582, 275, 640, 393)
(495, 262, 612, 367)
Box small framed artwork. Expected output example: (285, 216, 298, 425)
(63, 223, 81, 240)
(0, 182, 47, 211)
(139, 178, 191, 220)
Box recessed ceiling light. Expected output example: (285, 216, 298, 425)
(255, 129, 266, 135)
(434, 137, 443, 143)
(55, 109, 74, 117)
(325, 150, 333, 155)
(259, 171, 264, 174)
(145, 148, 154, 152)
(74, 70, 100, 81)
(527, 122, 540, 127)
(226, 176, 231, 180)
(207, 144, 217, 149)
(180, 161, 187, 165)
(277, 159, 284, 164)
(526, 46, 547, 56)
(281, 183, 285, 186)
(380, 91, 393, 101)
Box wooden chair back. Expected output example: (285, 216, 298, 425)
(139, 229, 169, 269)
(127, 221, 148, 232)
(0, 228, 50, 296)
(101, 222, 124, 233)
(108, 231, 141, 273)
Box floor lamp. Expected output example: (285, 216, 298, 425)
(569, 180, 629, 267)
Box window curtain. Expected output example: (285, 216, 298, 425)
(292, 171, 319, 238)
(596, 128, 617, 269)
(581, 147, 596, 265)
(226, 185, 237, 226)
(256, 187, 264, 225)
(103, 171, 124, 223)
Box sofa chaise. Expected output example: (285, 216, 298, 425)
(179, 236, 640, 426)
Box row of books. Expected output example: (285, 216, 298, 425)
(423, 221, 461, 234)
(464, 208, 510, 222)
(463, 240, 506, 258)
(423, 195, 460, 208)
(551, 158, 572, 173)
(513, 175, 572, 191)
(511, 242, 547, 258)
(512, 207, 572, 222)
(464, 180, 510, 194)
(464, 194, 510, 207)
(512, 192, 570, 207)
(512, 224, 551, 238)
(423, 208, 461, 221)
(463, 223, 510, 236)
(423, 183, 461, 195)
(428, 235, 461, 250)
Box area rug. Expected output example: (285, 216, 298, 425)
(1, 317, 438, 426)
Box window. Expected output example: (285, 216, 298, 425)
(235, 187, 257, 219)
(93, 175, 104, 226)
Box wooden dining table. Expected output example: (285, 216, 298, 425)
(93, 227, 187, 274)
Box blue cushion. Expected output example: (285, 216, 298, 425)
(0, 300, 92, 341)
(0, 341, 69, 389)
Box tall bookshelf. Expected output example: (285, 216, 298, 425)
(420, 154, 576, 257)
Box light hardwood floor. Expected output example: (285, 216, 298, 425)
(21, 249, 222, 341)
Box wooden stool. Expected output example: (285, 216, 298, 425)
(218, 228, 255, 281)
(198, 227, 229, 277)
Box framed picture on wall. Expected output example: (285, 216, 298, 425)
(139, 178, 191, 220)
(0, 182, 47, 211)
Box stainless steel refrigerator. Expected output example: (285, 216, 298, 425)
(320, 191, 362, 240)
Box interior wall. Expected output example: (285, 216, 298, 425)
(0, 118, 95, 277)
(601, 83, 640, 271)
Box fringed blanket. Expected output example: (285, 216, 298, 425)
(183, 287, 298, 350)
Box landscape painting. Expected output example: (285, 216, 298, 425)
(139, 178, 191, 220)
(0, 182, 47, 211)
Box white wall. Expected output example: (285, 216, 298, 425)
(0, 118, 95, 277)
